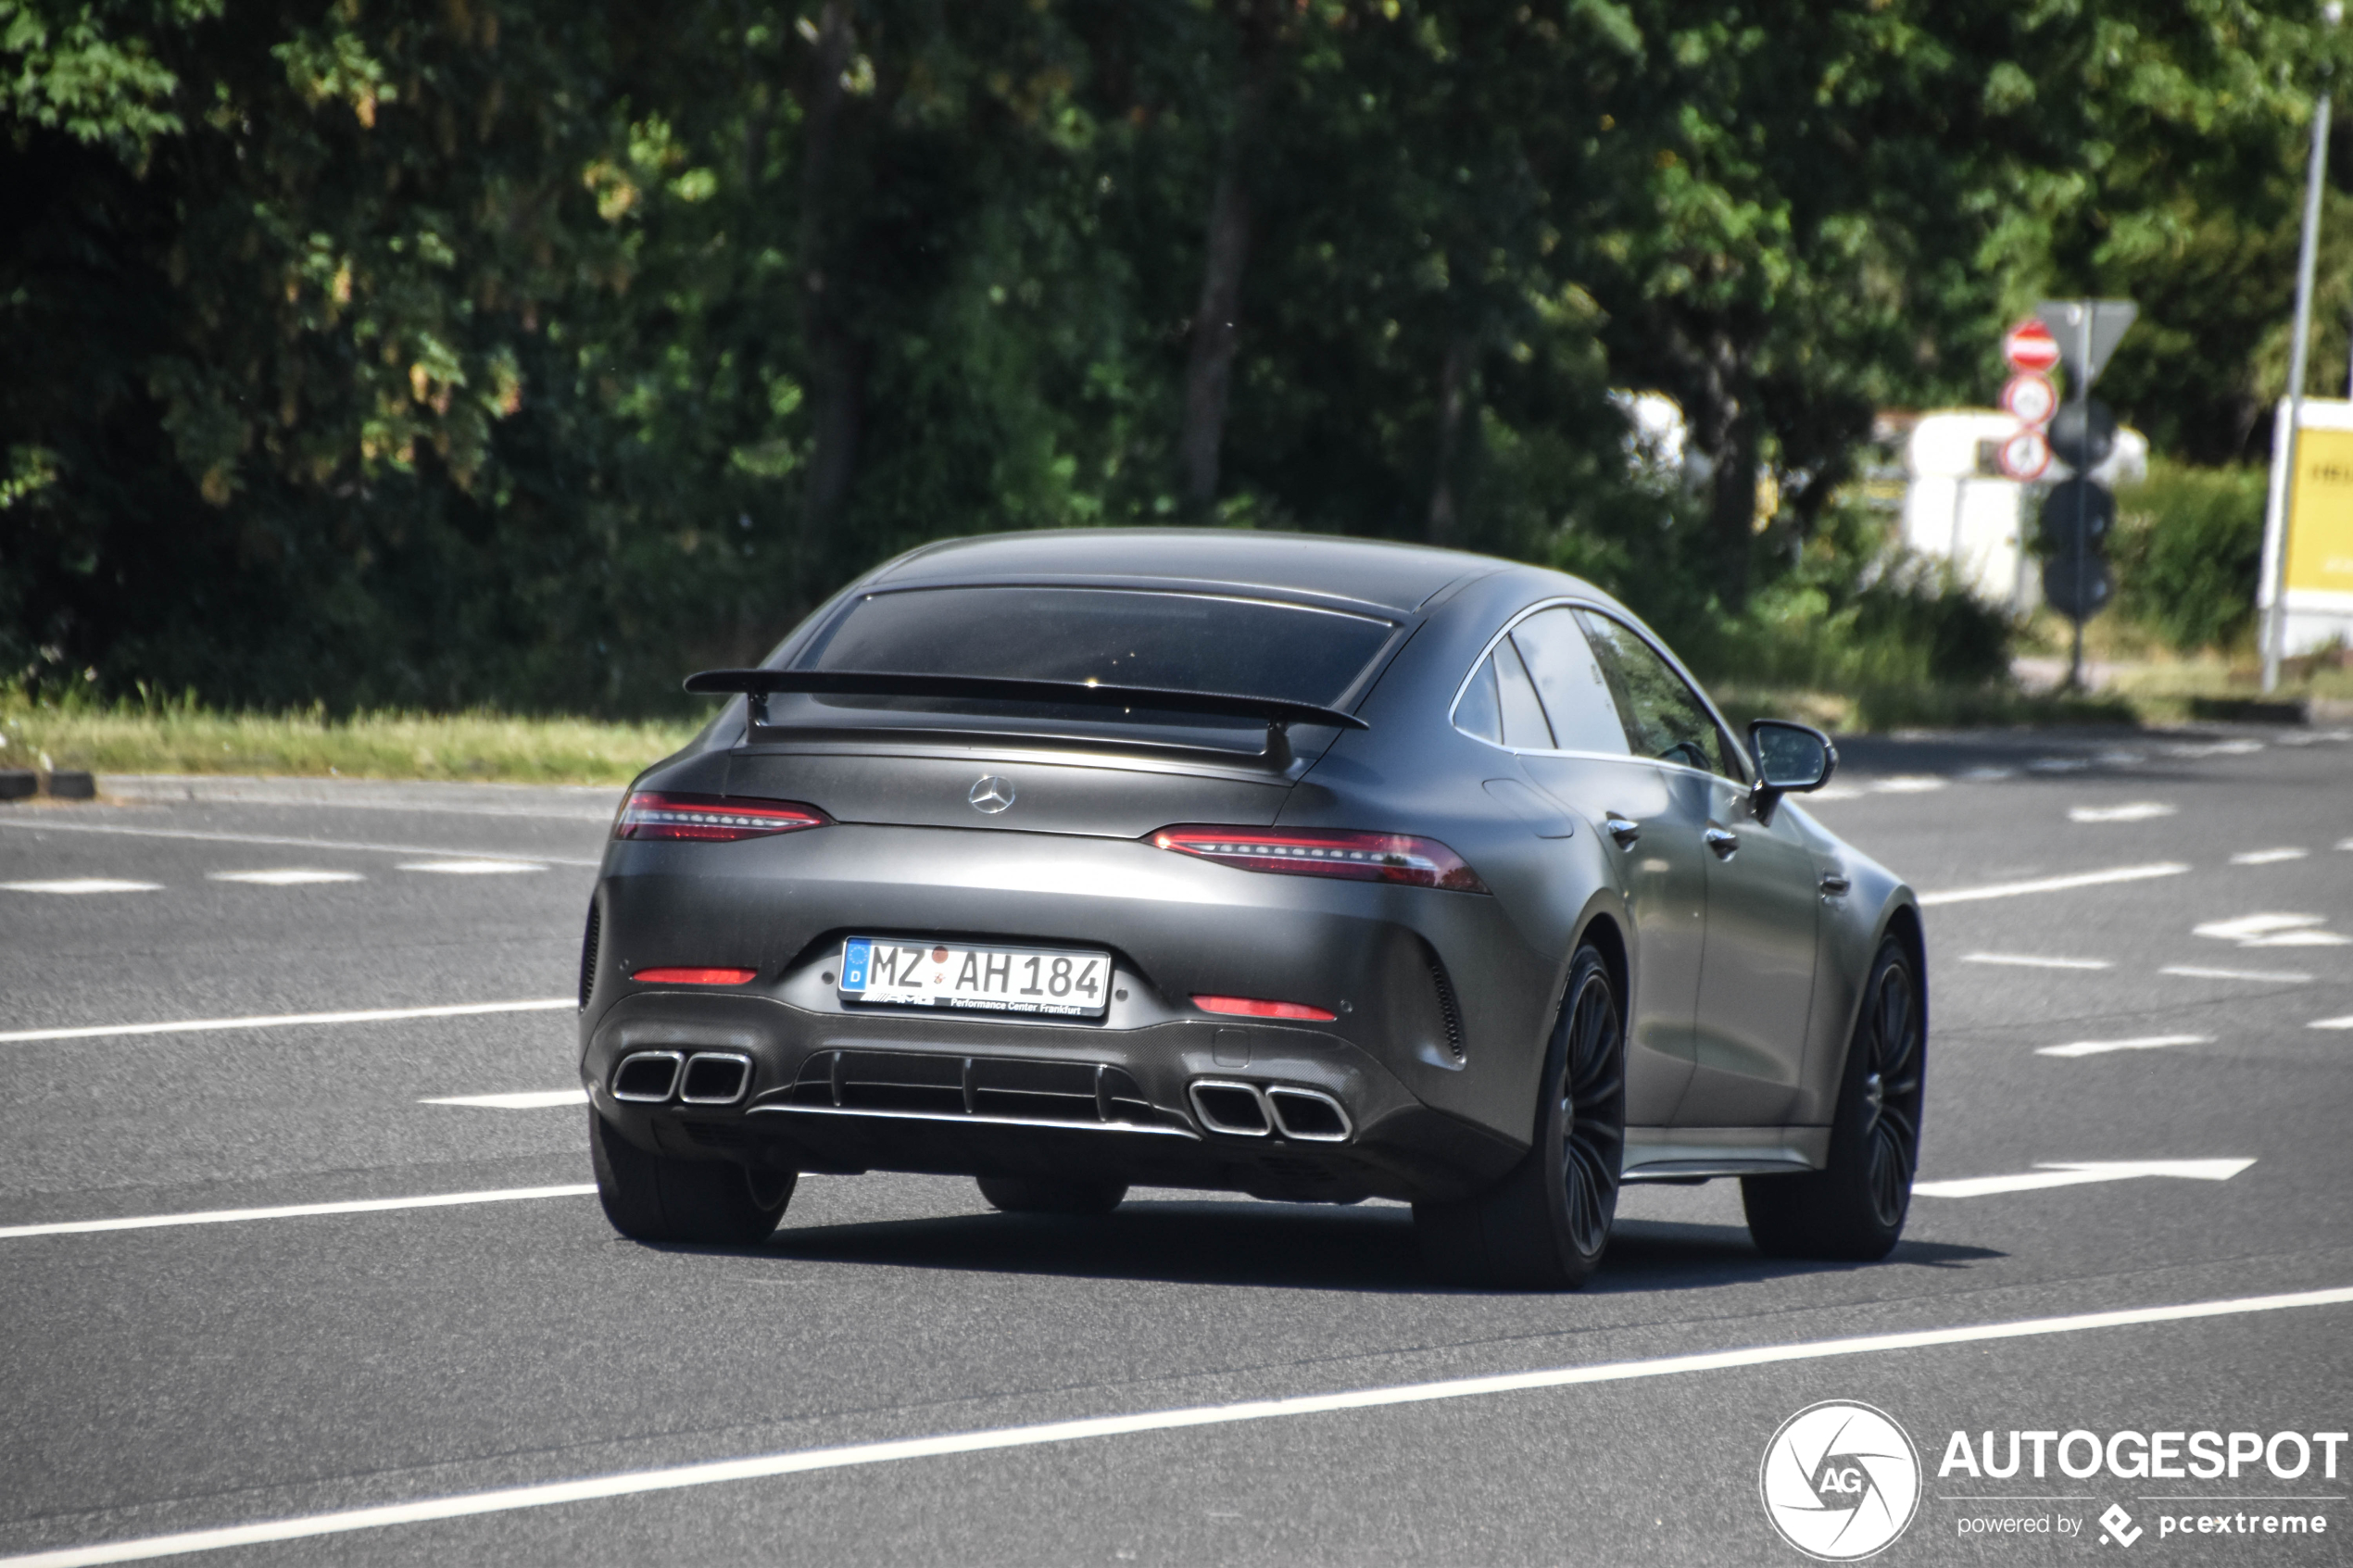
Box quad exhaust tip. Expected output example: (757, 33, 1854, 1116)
(611, 1049, 751, 1106)
(1189, 1080, 1352, 1142)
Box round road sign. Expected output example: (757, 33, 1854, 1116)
(2003, 319, 2061, 375)
(1996, 427, 2051, 482)
(2001, 372, 2057, 426)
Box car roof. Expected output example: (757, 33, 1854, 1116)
(868, 529, 1508, 614)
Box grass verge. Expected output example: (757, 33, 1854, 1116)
(0, 697, 703, 785)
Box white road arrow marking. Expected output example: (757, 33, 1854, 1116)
(1913, 1160, 2255, 1199)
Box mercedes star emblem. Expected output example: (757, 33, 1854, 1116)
(967, 775, 1015, 814)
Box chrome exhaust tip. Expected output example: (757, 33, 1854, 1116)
(611, 1050, 685, 1103)
(679, 1051, 752, 1105)
(1265, 1086, 1352, 1142)
(1189, 1080, 1271, 1136)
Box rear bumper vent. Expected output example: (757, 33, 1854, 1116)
(782, 1049, 1160, 1129)
(1428, 954, 1466, 1060)
(579, 902, 602, 1010)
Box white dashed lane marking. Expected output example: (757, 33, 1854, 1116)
(7, 1285, 2346, 1568)
(2313, 1016, 2353, 1031)
(0, 817, 599, 866)
(2227, 848, 2309, 865)
(2159, 965, 2312, 985)
(422, 1090, 588, 1110)
(0, 878, 161, 895)
(396, 859, 545, 875)
(2067, 803, 2175, 823)
(1919, 862, 2188, 906)
(0, 998, 572, 1045)
(2037, 1035, 2212, 1060)
(0, 1184, 598, 1241)
(207, 869, 366, 885)
(1961, 953, 2113, 971)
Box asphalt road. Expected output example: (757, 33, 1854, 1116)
(1, 727, 2348, 1566)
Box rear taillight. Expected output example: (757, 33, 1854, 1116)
(1151, 825, 1487, 893)
(615, 792, 828, 842)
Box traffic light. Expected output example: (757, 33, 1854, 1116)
(2038, 400, 2116, 623)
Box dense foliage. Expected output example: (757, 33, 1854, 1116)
(3, 0, 2346, 712)
(2110, 458, 2270, 655)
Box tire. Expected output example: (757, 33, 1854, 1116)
(1414, 945, 1626, 1289)
(975, 1175, 1127, 1215)
(589, 1110, 795, 1245)
(1743, 934, 1924, 1261)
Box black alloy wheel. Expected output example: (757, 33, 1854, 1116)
(1743, 935, 1925, 1261)
(1416, 944, 1626, 1288)
(1860, 951, 1924, 1229)
(590, 1110, 796, 1245)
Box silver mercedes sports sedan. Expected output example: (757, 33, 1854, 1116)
(579, 531, 1924, 1287)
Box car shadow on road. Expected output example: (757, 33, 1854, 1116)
(752, 1201, 2002, 1294)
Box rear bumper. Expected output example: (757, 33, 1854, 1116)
(579, 822, 1563, 1195)
(583, 990, 1523, 1203)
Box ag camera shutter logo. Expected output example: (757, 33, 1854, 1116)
(1760, 1400, 1922, 1561)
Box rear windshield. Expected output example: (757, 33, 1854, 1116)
(796, 586, 1395, 708)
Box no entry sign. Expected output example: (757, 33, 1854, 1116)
(2003, 319, 2061, 375)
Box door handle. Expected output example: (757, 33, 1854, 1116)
(1818, 873, 1851, 897)
(1604, 812, 1641, 849)
(1704, 825, 1739, 859)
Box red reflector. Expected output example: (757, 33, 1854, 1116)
(615, 791, 828, 842)
(1151, 825, 1487, 893)
(1192, 995, 1339, 1022)
(632, 967, 758, 985)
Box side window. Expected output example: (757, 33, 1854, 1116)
(1453, 636, 1554, 749)
(1508, 608, 1629, 756)
(1492, 635, 1555, 749)
(1573, 609, 1744, 780)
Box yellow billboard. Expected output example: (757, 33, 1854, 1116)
(2286, 426, 2353, 595)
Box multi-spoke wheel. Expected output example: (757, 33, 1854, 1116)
(1743, 935, 1925, 1261)
(1416, 944, 1626, 1288)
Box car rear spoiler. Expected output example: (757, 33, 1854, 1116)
(684, 668, 1367, 770)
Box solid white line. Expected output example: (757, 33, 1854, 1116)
(7, 1285, 2349, 1568)
(0, 1185, 596, 1240)
(0, 879, 162, 895)
(2228, 848, 2309, 865)
(2160, 965, 2313, 985)
(1919, 862, 2189, 906)
(0, 818, 598, 867)
(0, 999, 573, 1045)
(1961, 952, 2113, 971)
(2037, 1035, 2211, 1059)
(2312, 1016, 2353, 1031)
(421, 1089, 588, 1110)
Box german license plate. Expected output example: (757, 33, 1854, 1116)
(839, 937, 1111, 1018)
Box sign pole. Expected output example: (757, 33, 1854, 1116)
(2070, 307, 2091, 690)
(2265, 82, 2334, 692)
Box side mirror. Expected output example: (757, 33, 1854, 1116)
(1748, 720, 1836, 824)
